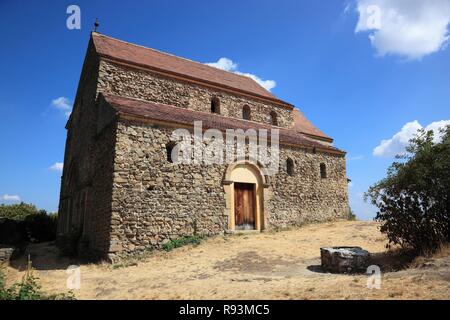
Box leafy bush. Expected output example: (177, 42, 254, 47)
(365, 126, 450, 255)
(162, 235, 203, 252)
(0, 218, 26, 245)
(0, 203, 39, 221)
(0, 203, 57, 243)
(0, 262, 75, 300)
(348, 207, 357, 221)
(24, 212, 58, 243)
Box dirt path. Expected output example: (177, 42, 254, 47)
(5, 221, 450, 299)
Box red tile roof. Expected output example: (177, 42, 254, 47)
(292, 109, 332, 141)
(101, 94, 344, 155)
(92, 33, 290, 106)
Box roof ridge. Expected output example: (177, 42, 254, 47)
(92, 32, 270, 92)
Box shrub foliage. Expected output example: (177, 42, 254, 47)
(0, 262, 75, 300)
(24, 212, 58, 243)
(162, 235, 203, 252)
(365, 126, 450, 254)
(348, 207, 357, 221)
(0, 203, 57, 243)
(0, 203, 39, 221)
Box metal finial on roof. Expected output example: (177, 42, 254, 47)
(94, 18, 99, 32)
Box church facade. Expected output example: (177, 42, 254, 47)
(57, 33, 349, 261)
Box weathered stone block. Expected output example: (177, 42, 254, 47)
(320, 246, 370, 273)
(0, 247, 15, 263)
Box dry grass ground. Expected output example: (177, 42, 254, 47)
(4, 221, 450, 299)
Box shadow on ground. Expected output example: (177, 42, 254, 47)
(9, 242, 80, 271)
(370, 249, 417, 272)
(306, 265, 327, 273)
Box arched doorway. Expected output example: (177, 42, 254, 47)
(223, 161, 269, 231)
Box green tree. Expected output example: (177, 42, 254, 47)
(0, 203, 39, 220)
(365, 126, 450, 255)
(24, 212, 58, 242)
(0, 203, 58, 243)
(348, 207, 357, 221)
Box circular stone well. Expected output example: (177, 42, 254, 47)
(320, 246, 370, 273)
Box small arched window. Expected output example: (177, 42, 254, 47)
(211, 97, 220, 114)
(269, 111, 278, 126)
(286, 158, 294, 176)
(320, 163, 327, 179)
(166, 142, 175, 163)
(242, 105, 251, 120)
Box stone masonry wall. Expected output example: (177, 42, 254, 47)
(58, 39, 102, 241)
(97, 60, 293, 128)
(268, 147, 348, 227)
(87, 121, 117, 258)
(109, 119, 228, 256)
(108, 118, 348, 258)
(57, 42, 116, 259)
(59, 47, 348, 260)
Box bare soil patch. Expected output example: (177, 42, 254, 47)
(4, 221, 450, 299)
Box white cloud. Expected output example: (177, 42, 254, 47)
(51, 97, 72, 118)
(205, 57, 276, 91)
(373, 120, 450, 157)
(354, 0, 450, 59)
(234, 71, 277, 92)
(51, 97, 71, 110)
(1, 194, 21, 202)
(205, 57, 237, 72)
(344, 2, 353, 14)
(49, 162, 64, 172)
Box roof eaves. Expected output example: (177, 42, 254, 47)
(102, 94, 344, 156)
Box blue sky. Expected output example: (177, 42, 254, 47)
(0, 0, 449, 219)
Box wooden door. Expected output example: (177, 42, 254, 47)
(234, 183, 256, 230)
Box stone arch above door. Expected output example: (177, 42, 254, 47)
(223, 160, 270, 187)
(222, 161, 270, 231)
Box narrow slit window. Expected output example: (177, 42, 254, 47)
(320, 163, 327, 179)
(286, 158, 294, 176)
(242, 105, 251, 120)
(211, 97, 220, 114)
(166, 143, 175, 163)
(269, 111, 278, 126)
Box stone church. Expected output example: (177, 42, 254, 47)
(57, 32, 349, 260)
